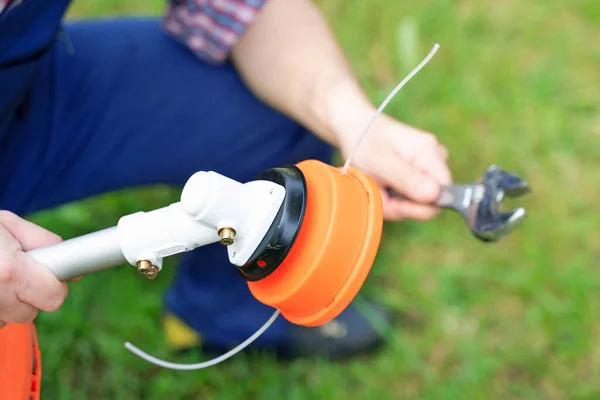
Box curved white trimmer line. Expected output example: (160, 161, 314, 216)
(341, 43, 440, 174)
(124, 43, 441, 371)
(124, 309, 280, 370)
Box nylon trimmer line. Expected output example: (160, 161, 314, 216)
(341, 43, 440, 173)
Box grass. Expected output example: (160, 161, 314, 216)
(24, 0, 599, 398)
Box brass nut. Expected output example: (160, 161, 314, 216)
(136, 260, 159, 280)
(143, 266, 159, 280)
(218, 227, 236, 246)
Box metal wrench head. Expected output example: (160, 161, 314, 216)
(469, 165, 530, 242)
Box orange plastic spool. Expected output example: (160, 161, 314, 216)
(0, 322, 42, 400)
(248, 159, 384, 327)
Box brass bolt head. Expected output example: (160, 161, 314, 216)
(144, 266, 159, 280)
(218, 227, 236, 246)
(136, 260, 159, 280)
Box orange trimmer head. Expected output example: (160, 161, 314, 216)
(0, 159, 383, 389)
(236, 159, 384, 327)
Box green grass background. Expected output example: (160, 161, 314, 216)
(25, 0, 599, 398)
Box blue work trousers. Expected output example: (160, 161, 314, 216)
(0, 17, 333, 346)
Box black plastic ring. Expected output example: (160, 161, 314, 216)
(235, 165, 307, 281)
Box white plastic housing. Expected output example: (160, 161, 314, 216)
(117, 203, 219, 270)
(27, 169, 285, 280)
(180, 171, 285, 265)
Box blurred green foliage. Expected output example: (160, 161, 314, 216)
(25, 0, 600, 398)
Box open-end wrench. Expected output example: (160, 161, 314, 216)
(386, 165, 531, 242)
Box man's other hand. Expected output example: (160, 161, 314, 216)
(0, 211, 67, 327)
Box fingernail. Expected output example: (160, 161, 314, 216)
(417, 181, 438, 199)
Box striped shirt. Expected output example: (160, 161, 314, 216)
(0, 0, 267, 64)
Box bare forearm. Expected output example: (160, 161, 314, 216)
(230, 0, 374, 149)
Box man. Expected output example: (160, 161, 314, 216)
(0, 0, 451, 360)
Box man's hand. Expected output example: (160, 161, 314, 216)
(0, 211, 67, 328)
(229, 0, 451, 219)
(335, 105, 452, 221)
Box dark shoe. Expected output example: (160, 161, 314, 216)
(162, 299, 394, 362)
(280, 300, 393, 360)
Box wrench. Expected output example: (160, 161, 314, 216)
(386, 165, 531, 242)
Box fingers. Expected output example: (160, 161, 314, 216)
(0, 210, 62, 250)
(381, 188, 440, 221)
(0, 212, 68, 326)
(0, 297, 38, 324)
(415, 147, 452, 186)
(15, 252, 68, 312)
(0, 250, 41, 324)
(379, 130, 452, 221)
(383, 154, 442, 205)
